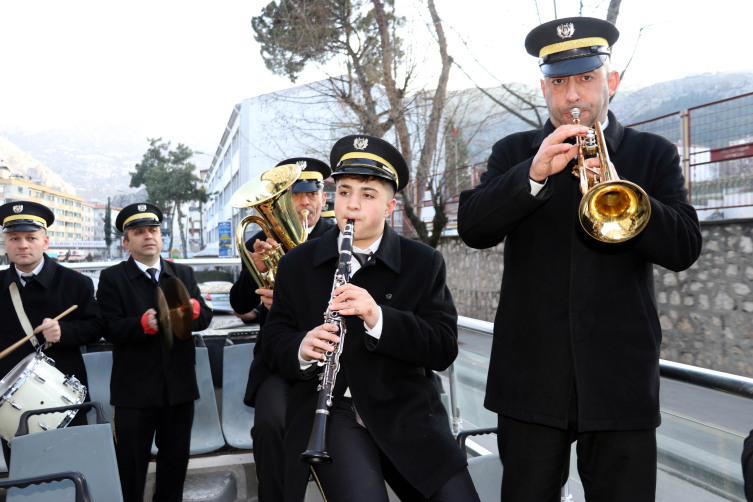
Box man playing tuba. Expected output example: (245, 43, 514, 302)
(230, 158, 335, 502)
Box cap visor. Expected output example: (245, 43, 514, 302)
(292, 180, 323, 193)
(541, 54, 608, 78)
(123, 219, 161, 230)
(3, 224, 44, 232)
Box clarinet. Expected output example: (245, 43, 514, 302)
(300, 219, 355, 464)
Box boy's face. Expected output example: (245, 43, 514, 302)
(334, 178, 396, 248)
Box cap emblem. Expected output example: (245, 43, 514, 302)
(138, 204, 147, 212)
(557, 23, 575, 39)
(354, 137, 369, 150)
(296, 160, 307, 170)
(13, 205, 23, 214)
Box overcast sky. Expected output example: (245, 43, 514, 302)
(1, 0, 749, 169)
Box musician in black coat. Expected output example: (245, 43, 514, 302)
(263, 136, 479, 502)
(229, 158, 334, 502)
(457, 18, 702, 501)
(0, 201, 104, 465)
(97, 203, 212, 502)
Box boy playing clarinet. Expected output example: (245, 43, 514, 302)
(262, 135, 480, 502)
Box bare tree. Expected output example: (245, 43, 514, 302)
(606, 0, 622, 24)
(251, 0, 456, 247)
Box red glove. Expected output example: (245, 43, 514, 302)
(141, 313, 158, 335)
(191, 298, 200, 320)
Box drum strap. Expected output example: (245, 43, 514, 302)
(9, 283, 40, 349)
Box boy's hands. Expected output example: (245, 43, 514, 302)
(328, 284, 380, 329)
(300, 323, 340, 362)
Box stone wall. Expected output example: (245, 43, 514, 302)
(437, 218, 753, 377)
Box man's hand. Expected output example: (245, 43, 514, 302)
(234, 310, 258, 322)
(144, 308, 158, 332)
(328, 284, 380, 329)
(249, 238, 279, 273)
(256, 289, 273, 309)
(36, 318, 61, 343)
(300, 323, 340, 362)
(530, 124, 589, 182)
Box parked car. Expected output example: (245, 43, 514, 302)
(200, 281, 234, 313)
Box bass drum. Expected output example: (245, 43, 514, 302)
(0, 352, 87, 443)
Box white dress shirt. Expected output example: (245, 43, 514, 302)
(530, 116, 610, 196)
(15, 259, 45, 286)
(133, 259, 162, 283)
(298, 230, 385, 399)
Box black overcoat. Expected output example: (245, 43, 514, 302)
(97, 257, 212, 408)
(457, 111, 702, 432)
(0, 255, 104, 390)
(229, 218, 335, 407)
(262, 224, 466, 502)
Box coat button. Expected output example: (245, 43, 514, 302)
(386, 294, 392, 299)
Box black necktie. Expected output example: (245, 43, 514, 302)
(353, 252, 372, 266)
(146, 268, 159, 286)
(20, 272, 35, 288)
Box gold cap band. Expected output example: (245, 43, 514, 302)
(298, 171, 324, 181)
(339, 152, 399, 187)
(539, 37, 608, 58)
(123, 212, 159, 227)
(3, 214, 47, 229)
(321, 210, 335, 218)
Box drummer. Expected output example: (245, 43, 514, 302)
(0, 201, 104, 465)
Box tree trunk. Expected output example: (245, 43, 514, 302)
(178, 202, 188, 258)
(370, 0, 412, 168)
(422, 0, 453, 245)
(606, 0, 622, 25)
(168, 203, 176, 257)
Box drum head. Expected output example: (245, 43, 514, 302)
(165, 277, 193, 341)
(0, 353, 38, 395)
(155, 286, 173, 352)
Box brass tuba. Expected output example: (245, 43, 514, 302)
(230, 164, 309, 289)
(571, 107, 651, 243)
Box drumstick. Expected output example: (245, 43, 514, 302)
(0, 305, 78, 360)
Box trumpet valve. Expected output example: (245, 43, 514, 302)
(584, 130, 598, 156)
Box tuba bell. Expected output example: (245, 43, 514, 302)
(230, 164, 310, 289)
(571, 107, 651, 243)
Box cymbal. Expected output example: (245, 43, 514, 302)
(229, 164, 301, 209)
(165, 277, 193, 341)
(154, 287, 173, 352)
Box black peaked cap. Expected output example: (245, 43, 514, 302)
(0, 201, 54, 232)
(276, 157, 331, 193)
(525, 17, 619, 78)
(330, 135, 409, 193)
(116, 202, 164, 233)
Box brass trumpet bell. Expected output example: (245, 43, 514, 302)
(230, 164, 309, 289)
(571, 109, 651, 243)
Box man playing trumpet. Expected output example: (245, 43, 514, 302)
(458, 17, 702, 501)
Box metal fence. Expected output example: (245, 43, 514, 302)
(627, 92, 753, 216)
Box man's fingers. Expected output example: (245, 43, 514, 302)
(543, 125, 588, 147)
(255, 288, 274, 298)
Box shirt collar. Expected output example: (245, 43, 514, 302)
(15, 259, 45, 286)
(338, 231, 384, 255)
(133, 258, 161, 275)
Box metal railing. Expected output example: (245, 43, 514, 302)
(456, 316, 753, 400)
(627, 92, 753, 215)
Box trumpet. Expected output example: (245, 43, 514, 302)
(571, 107, 651, 243)
(230, 164, 309, 289)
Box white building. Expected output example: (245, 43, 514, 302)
(202, 83, 338, 253)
